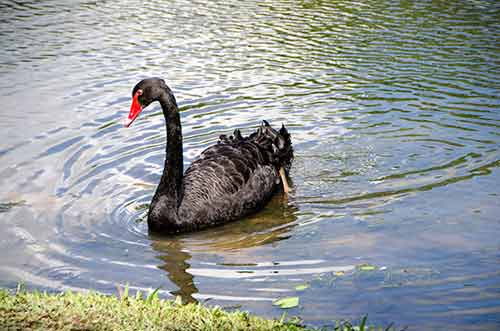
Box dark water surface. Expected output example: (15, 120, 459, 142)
(1, 0, 499, 329)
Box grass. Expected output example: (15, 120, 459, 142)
(0, 288, 394, 331)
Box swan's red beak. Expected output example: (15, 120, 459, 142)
(124, 90, 143, 127)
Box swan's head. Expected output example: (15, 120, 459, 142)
(124, 77, 170, 127)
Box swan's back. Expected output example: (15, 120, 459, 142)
(177, 122, 293, 231)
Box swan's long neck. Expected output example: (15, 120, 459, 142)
(148, 89, 183, 230)
(160, 92, 183, 203)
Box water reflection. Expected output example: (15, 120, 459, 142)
(153, 240, 197, 303)
(0, 0, 499, 329)
(150, 196, 298, 303)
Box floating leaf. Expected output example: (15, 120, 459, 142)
(359, 264, 377, 271)
(273, 296, 299, 309)
(294, 284, 309, 291)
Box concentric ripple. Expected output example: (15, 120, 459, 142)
(1, 0, 499, 329)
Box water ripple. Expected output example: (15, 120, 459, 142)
(0, 0, 499, 329)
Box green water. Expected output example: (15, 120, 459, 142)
(0, 1, 499, 329)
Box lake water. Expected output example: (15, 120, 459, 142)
(1, 1, 499, 329)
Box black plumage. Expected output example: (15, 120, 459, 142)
(125, 78, 293, 234)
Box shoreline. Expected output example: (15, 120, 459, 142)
(0, 288, 387, 330)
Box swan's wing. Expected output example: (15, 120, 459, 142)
(177, 143, 279, 229)
(182, 142, 265, 198)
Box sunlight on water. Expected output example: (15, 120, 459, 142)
(0, 0, 499, 330)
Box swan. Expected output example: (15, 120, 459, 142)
(124, 78, 293, 234)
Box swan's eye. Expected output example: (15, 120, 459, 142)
(136, 90, 144, 105)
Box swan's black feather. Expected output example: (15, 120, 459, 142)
(176, 122, 293, 232)
(127, 78, 293, 234)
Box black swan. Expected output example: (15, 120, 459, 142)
(124, 78, 293, 234)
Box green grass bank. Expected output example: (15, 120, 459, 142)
(0, 289, 390, 331)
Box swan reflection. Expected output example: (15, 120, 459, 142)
(149, 195, 298, 303)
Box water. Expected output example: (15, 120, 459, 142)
(1, 0, 499, 329)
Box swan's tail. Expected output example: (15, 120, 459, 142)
(218, 120, 293, 172)
(250, 121, 294, 173)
